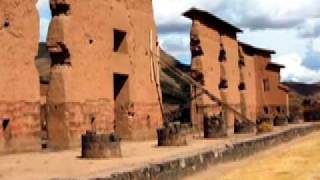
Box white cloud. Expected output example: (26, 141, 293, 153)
(224, 0, 320, 30)
(160, 34, 190, 59)
(39, 18, 50, 42)
(314, 38, 320, 51)
(153, 0, 320, 83)
(275, 54, 320, 83)
(36, 0, 48, 10)
(298, 18, 320, 38)
(34, 0, 320, 83)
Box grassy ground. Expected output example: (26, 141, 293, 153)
(186, 132, 320, 180)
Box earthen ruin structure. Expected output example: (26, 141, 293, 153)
(184, 8, 289, 131)
(1, 0, 164, 154)
(0, 2, 292, 155)
(45, 0, 163, 149)
(184, 8, 244, 131)
(240, 42, 289, 120)
(0, 0, 41, 154)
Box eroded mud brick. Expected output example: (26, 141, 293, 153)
(46, 0, 163, 149)
(0, 0, 41, 154)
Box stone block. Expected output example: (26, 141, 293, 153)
(203, 115, 227, 138)
(234, 119, 255, 134)
(81, 131, 121, 159)
(157, 122, 188, 146)
(273, 116, 288, 126)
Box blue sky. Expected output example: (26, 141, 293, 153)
(37, 0, 320, 83)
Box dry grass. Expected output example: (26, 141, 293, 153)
(186, 132, 320, 180)
(257, 122, 273, 134)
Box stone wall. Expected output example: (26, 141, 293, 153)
(80, 124, 320, 180)
(0, 0, 41, 154)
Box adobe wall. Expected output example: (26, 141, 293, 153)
(190, 20, 241, 130)
(125, 0, 163, 140)
(264, 69, 289, 116)
(46, 0, 162, 149)
(254, 55, 288, 118)
(190, 20, 222, 130)
(220, 35, 241, 129)
(254, 55, 269, 117)
(239, 47, 258, 122)
(71, 124, 320, 180)
(0, 0, 41, 154)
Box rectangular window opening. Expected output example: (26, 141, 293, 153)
(219, 79, 228, 90)
(238, 82, 246, 91)
(113, 29, 128, 53)
(263, 79, 270, 91)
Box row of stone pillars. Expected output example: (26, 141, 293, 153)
(81, 112, 299, 159)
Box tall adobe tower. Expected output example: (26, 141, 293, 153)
(0, 0, 41, 154)
(46, 0, 163, 149)
(184, 8, 243, 131)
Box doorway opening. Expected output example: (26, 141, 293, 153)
(113, 73, 130, 138)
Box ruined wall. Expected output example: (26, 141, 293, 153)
(46, 0, 162, 149)
(190, 20, 241, 130)
(254, 55, 269, 117)
(220, 35, 241, 129)
(239, 46, 258, 122)
(125, 0, 163, 140)
(264, 69, 289, 117)
(190, 20, 221, 130)
(254, 55, 288, 118)
(0, 0, 41, 154)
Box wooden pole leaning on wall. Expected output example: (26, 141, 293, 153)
(156, 54, 253, 125)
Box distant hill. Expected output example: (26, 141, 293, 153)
(284, 82, 320, 118)
(285, 82, 320, 97)
(35, 42, 51, 84)
(160, 49, 191, 105)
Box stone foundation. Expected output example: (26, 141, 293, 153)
(234, 119, 256, 134)
(157, 123, 189, 146)
(83, 124, 320, 180)
(203, 115, 227, 138)
(47, 99, 114, 150)
(81, 131, 121, 159)
(0, 102, 40, 154)
(273, 116, 289, 126)
(288, 115, 299, 124)
(191, 104, 221, 131)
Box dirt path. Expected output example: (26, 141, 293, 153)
(185, 132, 320, 180)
